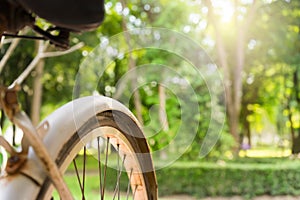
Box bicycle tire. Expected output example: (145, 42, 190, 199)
(36, 97, 157, 199)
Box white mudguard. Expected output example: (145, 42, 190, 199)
(0, 96, 139, 200)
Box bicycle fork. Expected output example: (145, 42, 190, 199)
(0, 85, 73, 199)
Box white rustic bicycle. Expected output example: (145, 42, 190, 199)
(0, 0, 158, 199)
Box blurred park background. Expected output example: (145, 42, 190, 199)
(1, 0, 300, 199)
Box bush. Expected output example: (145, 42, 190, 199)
(156, 158, 300, 198)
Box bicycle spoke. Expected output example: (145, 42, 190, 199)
(126, 168, 133, 200)
(132, 184, 138, 200)
(117, 145, 120, 200)
(112, 144, 120, 200)
(101, 137, 110, 198)
(82, 146, 86, 200)
(97, 137, 103, 200)
(119, 155, 126, 199)
(73, 159, 84, 196)
(113, 146, 126, 200)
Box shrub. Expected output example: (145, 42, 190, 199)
(156, 158, 300, 198)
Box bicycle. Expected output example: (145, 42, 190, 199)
(0, 0, 158, 199)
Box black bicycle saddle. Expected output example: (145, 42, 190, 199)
(17, 0, 105, 31)
(0, 0, 105, 49)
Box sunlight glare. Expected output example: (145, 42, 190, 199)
(212, 0, 235, 23)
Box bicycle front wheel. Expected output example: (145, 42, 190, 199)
(35, 96, 157, 199)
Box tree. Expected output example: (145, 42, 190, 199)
(91, 0, 231, 159)
(205, 0, 259, 151)
(234, 0, 300, 154)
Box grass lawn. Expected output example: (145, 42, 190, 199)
(53, 175, 129, 199)
(53, 154, 133, 199)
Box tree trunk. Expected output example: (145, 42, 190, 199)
(293, 65, 300, 104)
(158, 84, 169, 131)
(158, 84, 169, 159)
(206, 0, 240, 151)
(243, 115, 251, 146)
(290, 69, 300, 154)
(205, 0, 258, 154)
(130, 64, 144, 125)
(28, 41, 83, 125)
(120, 0, 144, 125)
(228, 109, 240, 150)
(286, 97, 299, 154)
(292, 136, 300, 155)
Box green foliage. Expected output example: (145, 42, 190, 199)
(42, 46, 84, 103)
(2, 0, 300, 158)
(88, 35, 229, 159)
(237, 0, 300, 151)
(0, 39, 36, 115)
(156, 158, 300, 198)
(63, 167, 129, 199)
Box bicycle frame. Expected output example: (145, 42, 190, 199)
(0, 84, 73, 198)
(0, 35, 81, 198)
(0, 2, 157, 198)
(0, 36, 82, 199)
(0, 95, 138, 199)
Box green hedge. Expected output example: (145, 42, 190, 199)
(66, 156, 300, 198)
(156, 158, 300, 198)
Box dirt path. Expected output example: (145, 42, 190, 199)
(202, 196, 300, 200)
(159, 195, 300, 200)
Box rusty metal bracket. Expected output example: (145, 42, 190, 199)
(0, 84, 29, 155)
(0, 85, 21, 121)
(0, 85, 27, 175)
(5, 153, 27, 174)
(0, 136, 27, 174)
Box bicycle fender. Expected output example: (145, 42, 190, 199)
(0, 96, 140, 199)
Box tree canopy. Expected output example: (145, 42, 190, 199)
(0, 0, 299, 159)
